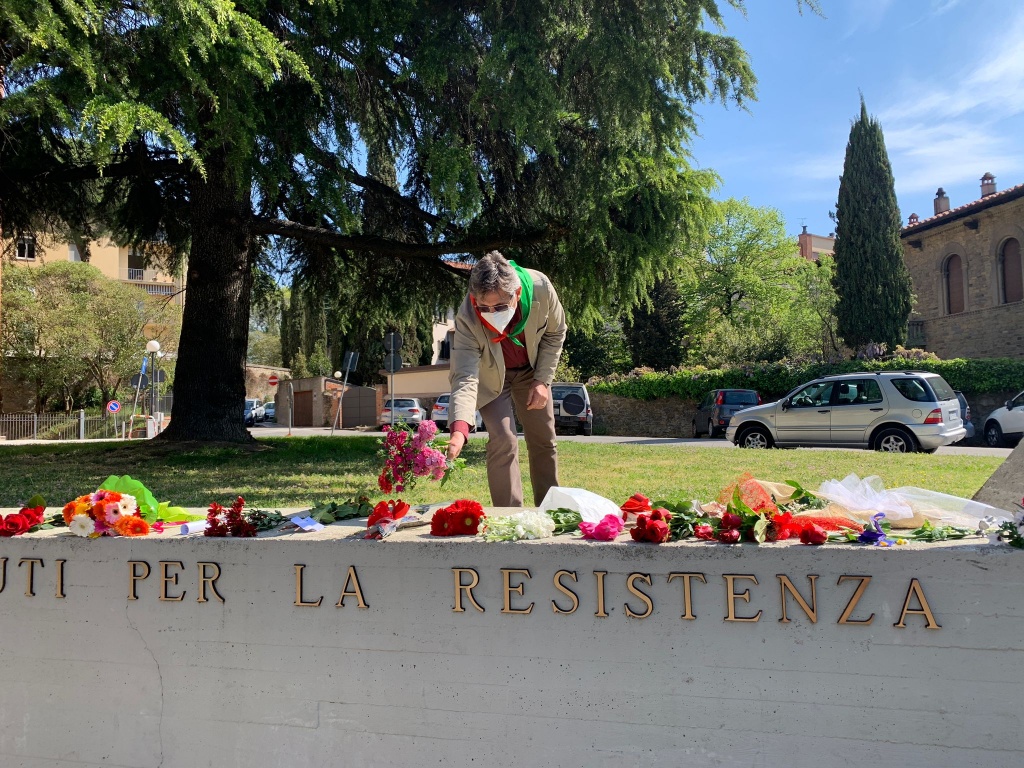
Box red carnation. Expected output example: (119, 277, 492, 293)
(620, 493, 652, 520)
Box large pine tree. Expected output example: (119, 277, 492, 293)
(832, 98, 912, 351)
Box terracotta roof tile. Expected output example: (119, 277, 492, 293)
(902, 182, 1024, 235)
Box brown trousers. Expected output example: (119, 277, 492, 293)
(478, 367, 559, 507)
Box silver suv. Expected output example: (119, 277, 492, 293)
(551, 382, 593, 436)
(726, 371, 966, 453)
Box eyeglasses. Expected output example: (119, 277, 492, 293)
(474, 294, 516, 313)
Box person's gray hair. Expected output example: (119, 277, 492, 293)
(469, 251, 520, 299)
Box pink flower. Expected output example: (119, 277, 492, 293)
(579, 514, 625, 541)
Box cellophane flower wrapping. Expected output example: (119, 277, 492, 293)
(480, 510, 556, 542)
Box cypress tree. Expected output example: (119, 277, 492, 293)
(832, 98, 912, 351)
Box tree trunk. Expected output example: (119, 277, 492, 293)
(158, 156, 254, 442)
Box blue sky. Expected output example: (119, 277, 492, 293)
(689, 0, 1024, 238)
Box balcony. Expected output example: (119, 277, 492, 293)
(121, 268, 172, 283)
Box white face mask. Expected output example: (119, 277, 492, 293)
(487, 306, 516, 334)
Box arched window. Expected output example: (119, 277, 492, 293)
(1000, 238, 1022, 304)
(944, 254, 964, 314)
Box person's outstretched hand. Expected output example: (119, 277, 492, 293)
(447, 431, 466, 461)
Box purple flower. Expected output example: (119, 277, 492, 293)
(858, 513, 894, 546)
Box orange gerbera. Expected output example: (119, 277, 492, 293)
(62, 497, 90, 525)
(114, 515, 151, 537)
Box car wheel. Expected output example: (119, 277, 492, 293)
(582, 424, 593, 437)
(691, 420, 700, 438)
(708, 419, 717, 439)
(874, 427, 916, 453)
(738, 426, 773, 449)
(984, 421, 1005, 448)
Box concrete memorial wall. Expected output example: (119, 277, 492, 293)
(1, 518, 1022, 767)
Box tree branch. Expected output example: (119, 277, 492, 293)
(250, 216, 561, 259)
(2, 156, 188, 185)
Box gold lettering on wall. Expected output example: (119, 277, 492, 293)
(128, 561, 151, 601)
(624, 573, 654, 619)
(19, 558, 43, 597)
(293, 564, 323, 607)
(836, 575, 874, 625)
(197, 562, 225, 603)
(723, 574, 761, 622)
(159, 561, 186, 602)
(55, 559, 66, 599)
(335, 566, 369, 609)
(452, 568, 484, 613)
(667, 572, 706, 620)
(0, 557, 6, 594)
(777, 574, 818, 624)
(594, 570, 609, 618)
(501, 568, 534, 615)
(552, 570, 579, 615)
(894, 578, 941, 629)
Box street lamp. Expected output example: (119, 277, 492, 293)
(145, 340, 161, 419)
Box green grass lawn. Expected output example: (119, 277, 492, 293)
(0, 436, 1004, 510)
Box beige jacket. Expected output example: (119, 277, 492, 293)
(448, 268, 567, 425)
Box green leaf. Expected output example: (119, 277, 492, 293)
(26, 494, 46, 509)
(752, 515, 770, 544)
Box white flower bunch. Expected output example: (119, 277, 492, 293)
(480, 510, 556, 542)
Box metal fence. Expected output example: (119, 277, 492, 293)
(0, 412, 126, 441)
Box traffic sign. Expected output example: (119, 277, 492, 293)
(342, 350, 359, 372)
(383, 351, 403, 373)
(384, 331, 403, 352)
(131, 373, 149, 389)
(106, 400, 121, 414)
(268, 374, 279, 386)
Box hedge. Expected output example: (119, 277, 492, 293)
(588, 357, 1024, 402)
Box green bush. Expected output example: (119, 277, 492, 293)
(589, 357, 1024, 401)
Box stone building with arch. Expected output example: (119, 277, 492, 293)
(901, 174, 1024, 359)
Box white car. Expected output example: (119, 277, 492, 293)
(430, 393, 484, 432)
(983, 390, 1024, 447)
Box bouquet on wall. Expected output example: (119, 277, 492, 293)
(62, 489, 151, 538)
(378, 420, 461, 493)
(0, 496, 47, 537)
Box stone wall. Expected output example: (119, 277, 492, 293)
(903, 193, 1024, 359)
(2, 523, 1022, 767)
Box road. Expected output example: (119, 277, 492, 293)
(251, 422, 1012, 457)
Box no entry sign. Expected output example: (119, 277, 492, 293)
(268, 374, 279, 386)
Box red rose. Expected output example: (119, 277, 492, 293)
(644, 519, 670, 543)
(799, 524, 829, 545)
(1, 513, 32, 536)
(19, 506, 45, 527)
(693, 523, 715, 540)
(650, 508, 672, 523)
(718, 528, 741, 544)
(721, 512, 743, 530)
(378, 473, 393, 494)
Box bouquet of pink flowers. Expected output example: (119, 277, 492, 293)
(378, 420, 456, 493)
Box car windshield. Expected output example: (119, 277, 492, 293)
(723, 391, 758, 405)
(385, 399, 416, 408)
(436, 395, 449, 404)
(245, 399, 256, 409)
(551, 386, 584, 400)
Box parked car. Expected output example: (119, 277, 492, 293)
(551, 382, 593, 436)
(692, 389, 762, 438)
(982, 389, 1024, 447)
(379, 397, 424, 427)
(244, 398, 265, 426)
(430, 393, 484, 431)
(264, 402, 276, 422)
(725, 371, 965, 452)
(953, 391, 974, 441)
